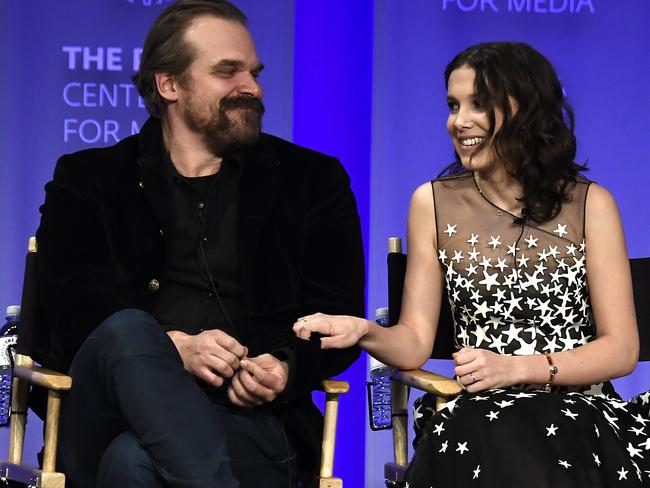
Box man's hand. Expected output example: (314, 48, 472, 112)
(227, 354, 289, 407)
(167, 330, 247, 387)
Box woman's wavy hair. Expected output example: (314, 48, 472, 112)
(441, 42, 586, 224)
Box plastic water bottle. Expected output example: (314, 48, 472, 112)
(368, 307, 392, 430)
(0, 305, 19, 427)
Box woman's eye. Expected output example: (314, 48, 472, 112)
(447, 102, 459, 113)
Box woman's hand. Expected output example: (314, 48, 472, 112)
(292, 313, 369, 349)
(453, 347, 519, 393)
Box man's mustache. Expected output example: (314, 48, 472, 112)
(220, 96, 265, 115)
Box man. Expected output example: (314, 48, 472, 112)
(32, 1, 364, 486)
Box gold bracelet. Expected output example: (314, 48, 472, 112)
(543, 352, 558, 392)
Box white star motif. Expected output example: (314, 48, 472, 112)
(548, 245, 559, 258)
(627, 442, 643, 459)
(546, 424, 558, 436)
(456, 442, 469, 454)
(543, 336, 561, 353)
(594, 425, 600, 438)
(439, 440, 448, 453)
(516, 254, 529, 268)
(479, 270, 500, 291)
(467, 233, 479, 246)
(505, 293, 523, 312)
(479, 256, 492, 270)
(473, 301, 491, 319)
(553, 224, 568, 238)
(566, 243, 577, 256)
(593, 453, 601, 466)
(473, 465, 481, 479)
(618, 467, 628, 480)
(438, 249, 447, 262)
(495, 258, 508, 272)
(488, 334, 507, 353)
(495, 400, 514, 408)
(629, 426, 644, 436)
(444, 223, 457, 237)
(465, 263, 478, 276)
(558, 460, 571, 469)
(452, 250, 464, 263)
(506, 243, 519, 256)
(412, 404, 424, 423)
(508, 391, 536, 399)
(633, 414, 650, 426)
(471, 324, 490, 347)
(433, 423, 445, 436)
(467, 248, 480, 261)
(638, 438, 650, 450)
(486, 411, 499, 421)
(488, 235, 502, 249)
(525, 235, 538, 248)
(561, 409, 578, 420)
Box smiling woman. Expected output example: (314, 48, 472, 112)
(294, 41, 649, 487)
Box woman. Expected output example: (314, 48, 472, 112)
(294, 42, 650, 486)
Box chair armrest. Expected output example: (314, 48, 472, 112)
(320, 379, 349, 394)
(14, 365, 72, 391)
(391, 369, 461, 397)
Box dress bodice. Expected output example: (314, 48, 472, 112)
(433, 172, 593, 357)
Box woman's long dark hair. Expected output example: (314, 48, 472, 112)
(441, 42, 586, 224)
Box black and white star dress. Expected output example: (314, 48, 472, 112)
(404, 172, 650, 487)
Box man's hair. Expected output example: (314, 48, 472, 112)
(133, 0, 248, 117)
(441, 42, 586, 223)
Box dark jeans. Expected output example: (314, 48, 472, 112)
(58, 309, 296, 488)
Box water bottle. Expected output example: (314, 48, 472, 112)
(368, 307, 392, 430)
(0, 305, 19, 427)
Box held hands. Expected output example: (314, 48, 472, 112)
(227, 354, 289, 407)
(292, 313, 368, 349)
(167, 329, 247, 387)
(453, 347, 517, 393)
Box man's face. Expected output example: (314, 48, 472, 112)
(174, 16, 265, 155)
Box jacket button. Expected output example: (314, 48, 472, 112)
(147, 279, 160, 292)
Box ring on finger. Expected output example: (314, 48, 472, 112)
(470, 373, 476, 383)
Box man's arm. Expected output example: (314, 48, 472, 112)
(284, 157, 365, 399)
(35, 153, 133, 369)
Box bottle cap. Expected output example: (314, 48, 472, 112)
(375, 307, 389, 320)
(6, 305, 20, 318)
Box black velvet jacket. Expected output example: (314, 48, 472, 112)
(33, 117, 365, 474)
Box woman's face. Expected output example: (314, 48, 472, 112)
(446, 66, 504, 172)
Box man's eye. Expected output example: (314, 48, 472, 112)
(215, 70, 235, 78)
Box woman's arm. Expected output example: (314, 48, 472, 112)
(294, 182, 445, 370)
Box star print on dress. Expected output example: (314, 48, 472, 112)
(444, 223, 458, 237)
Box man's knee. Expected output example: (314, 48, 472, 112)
(97, 431, 164, 488)
(93, 309, 170, 357)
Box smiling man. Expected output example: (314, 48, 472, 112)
(33, 1, 364, 487)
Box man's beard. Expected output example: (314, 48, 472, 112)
(184, 95, 265, 156)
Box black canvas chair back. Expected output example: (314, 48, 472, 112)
(631, 257, 650, 361)
(387, 242, 455, 360)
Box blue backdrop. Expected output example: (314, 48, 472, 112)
(1, 1, 649, 487)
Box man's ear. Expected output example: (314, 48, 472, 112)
(155, 72, 179, 103)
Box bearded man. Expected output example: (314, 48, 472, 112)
(32, 1, 364, 487)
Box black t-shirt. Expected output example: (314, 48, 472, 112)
(150, 151, 244, 343)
